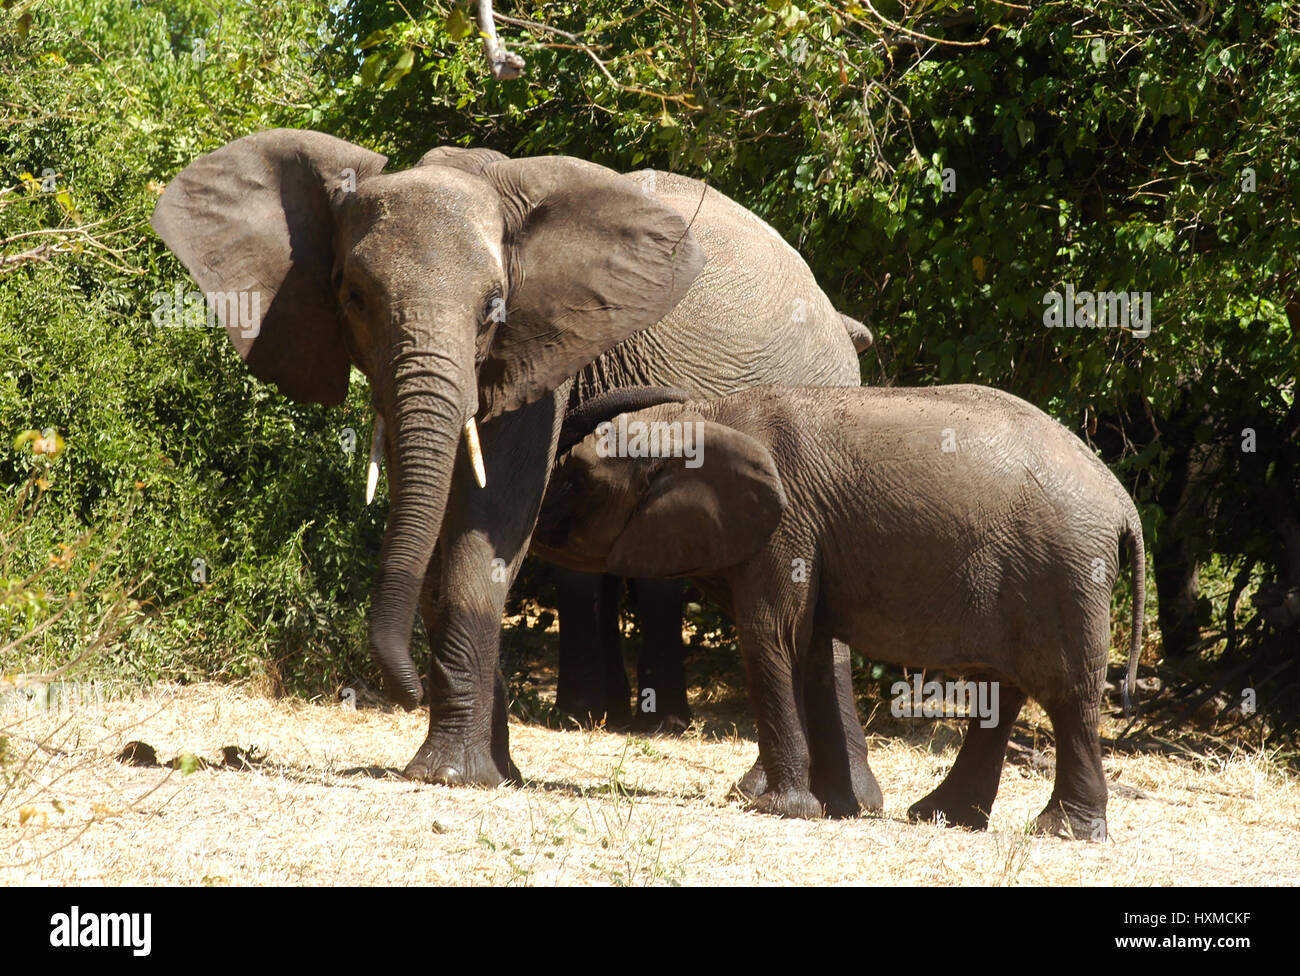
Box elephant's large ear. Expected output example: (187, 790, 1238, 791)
(476, 156, 707, 420)
(150, 129, 388, 405)
(605, 418, 786, 578)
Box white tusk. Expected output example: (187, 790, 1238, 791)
(464, 417, 487, 488)
(365, 417, 384, 505)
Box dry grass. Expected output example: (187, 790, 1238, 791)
(1, 682, 1296, 886)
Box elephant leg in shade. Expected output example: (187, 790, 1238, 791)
(553, 568, 631, 729)
(628, 576, 691, 733)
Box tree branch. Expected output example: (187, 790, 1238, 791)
(477, 0, 525, 79)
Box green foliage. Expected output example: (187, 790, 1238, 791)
(1, 0, 382, 689)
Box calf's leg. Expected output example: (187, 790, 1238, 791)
(805, 639, 882, 816)
(1034, 692, 1109, 840)
(908, 683, 1028, 830)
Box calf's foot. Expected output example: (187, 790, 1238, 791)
(733, 758, 767, 800)
(1034, 800, 1108, 841)
(737, 757, 880, 817)
(907, 788, 993, 830)
(749, 787, 823, 820)
(849, 758, 884, 814)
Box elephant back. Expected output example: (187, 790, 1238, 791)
(569, 170, 861, 405)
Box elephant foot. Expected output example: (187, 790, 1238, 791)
(551, 696, 634, 733)
(907, 789, 993, 831)
(748, 787, 824, 820)
(403, 735, 520, 788)
(548, 707, 633, 733)
(739, 758, 882, 817)
(1033, 800, 1107, 841)
(733, 758, 767, 800)
(849, 760, 884, 814)
(812, 751, 883, 818)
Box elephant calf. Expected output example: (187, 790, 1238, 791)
(533, 384, 1145, 839)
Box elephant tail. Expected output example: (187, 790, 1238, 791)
(841, 313, 873, 354)
(1120, 502, 1146, 717)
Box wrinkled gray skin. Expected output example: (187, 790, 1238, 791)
(534, 385, 1146, 836)
(150, 129, 869, 792)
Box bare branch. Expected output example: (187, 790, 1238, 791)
(0, 219, 145, 276)
(492, 11, 699, 108)
(477, 0, 525, 79)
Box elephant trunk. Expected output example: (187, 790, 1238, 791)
(368, 338, 475, 710)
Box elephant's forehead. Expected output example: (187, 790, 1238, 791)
(340, 173, 505, 271)
(351, 170, 503, 236)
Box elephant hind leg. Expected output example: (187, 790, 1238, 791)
(908, 683, 1027, 830)
(1034, 693, 1109, 840)
(628, 576, 691, 734)
(553, 569, 632, 730)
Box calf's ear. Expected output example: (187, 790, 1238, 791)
(606, 419, 786, 578)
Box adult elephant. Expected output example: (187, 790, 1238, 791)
(151, 128, 869, 796)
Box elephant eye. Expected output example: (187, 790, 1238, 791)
(333, 268, 365, 314)
(479, 288, 504, 331)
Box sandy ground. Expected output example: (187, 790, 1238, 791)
(2, 683, 1296, 886)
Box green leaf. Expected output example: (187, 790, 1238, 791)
(446, 7, 473, 41)
(381, 49, 415, 89)
(358, 27, 391, 50)
(360, 51, 384, 86)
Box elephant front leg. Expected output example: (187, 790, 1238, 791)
(908, 683, 1028, 830)
(403, 533, 523, 787)
(735, 638, 881, 816)
(403, 392, 563, 788)
(736, 618, 822, 819)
